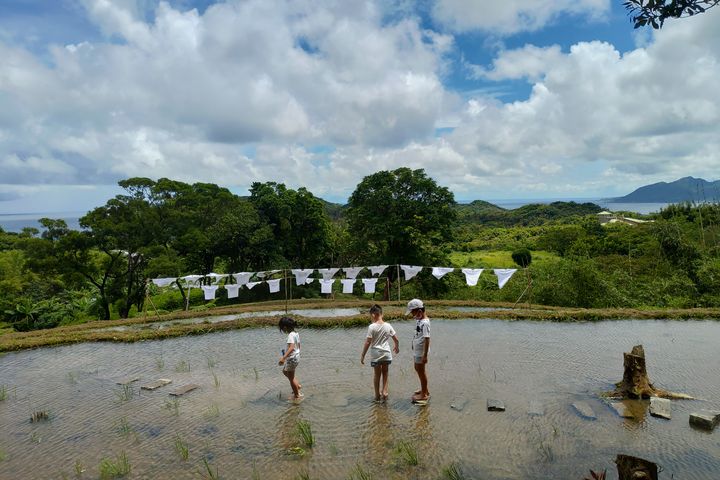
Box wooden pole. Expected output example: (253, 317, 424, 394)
(397, 264, 401, 303)
(284, 269, 289, 314)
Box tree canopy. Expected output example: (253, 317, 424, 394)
(624, 0, 719, 29)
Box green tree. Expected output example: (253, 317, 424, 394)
(624, 0, 719, 29)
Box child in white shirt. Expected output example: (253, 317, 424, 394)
(360, 304, 399, 402)
(278, 317, 302, 399)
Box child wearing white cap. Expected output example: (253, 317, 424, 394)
(407, 298, 430, 402)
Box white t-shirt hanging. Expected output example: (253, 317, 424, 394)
(369, 265, 388, 276)
(232, 272, 253, 286)
(342, 267, 364, 279)
(246, 281, 261, 290)
(431, 267, 454, 279)
(225, 284, 241, 298)
(152, 277, 176, 287)
(181, 274, 203, 285)
(401, 265, 422, 280)
(461, 268, 484, 286)
(267, 279, 281, 293)
(362, 278, 378, 294)
(256, 270, 280, 279)
(201, 285, 218, 300)
(493, 269, 517, 289)
(305, 278, 315, 285)
(319, 278, 335, 294)
(340, 278, 355, 293)
(291, 269, 314, 286)
(318, 268, 339, 280)
(206, 272, 227, 284)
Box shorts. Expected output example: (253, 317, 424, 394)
(370, 359, 392, 367)
(414, 356, 426, 364)
(283, 357, 299, 372)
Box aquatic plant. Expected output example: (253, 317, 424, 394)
(74, 459, 85, 476)
(175, 360, 190, 372)
(155, 354, 165, 371)
(164, 398, 180, 416)
(98, 452, 130, 479)
(115, 384, 134, 402)
(174, 434, 189, 460)
(0, 385, 7, 401)
(253, 367, 259, 381)
(67, 372, 78, 384)
(212, 371, 220, 389)
(286, 447, 306, 457)
(198, 456, 219, 480)
(0, 449, 6, 461)
(441, 463, 466, 480)
(115, 417, 132, 437)
(251, 460, 261, 480)
(296, 470, 311, 480)
(394, 440, 419, 466)
(205, 403, 220, 418)
(347, 464, 373, 480)
(31, 410, 49, 422)
(30, 431, 41, 443)
(206, 356, 217, 369)
(296, 420, 315, 447)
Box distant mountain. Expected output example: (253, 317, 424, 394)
(611, 177, 720, 203)
(455, 200, 601, 226)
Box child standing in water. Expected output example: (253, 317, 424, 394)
(360, 304, 400, 402)
(278, 317, 302, 399)
(407, 298, 430, 402)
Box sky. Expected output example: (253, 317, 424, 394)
(0, 0, 719, 213)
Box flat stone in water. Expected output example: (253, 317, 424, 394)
(169, 384, 199, 396)
(450, 398, 469, 411)
(609, 401, 635, 419)
(649, 397, 671, 420)
(528, 400, 544, 416)
(487, 399, 505, 412)
(140, 379, 172, 391)
(116, 376, 140, 385)
(572, 402, 597, 420)
(689, 410, 720, 430)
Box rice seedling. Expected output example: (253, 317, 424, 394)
(155, 354, 165, 371)
(286, 447, 306, 457)
(0, 385, 7, 401)
(67, 372, 78, 384)
(296, 420, 314, 447)
(198, 456, 219, 480)
(115, 417, 133, 437)
(441, 462, 466, 480)
(31, 411, 49, 423)
(115, 384, 134, 402)
(347, 464, 373, 480)
(0, 449, 6, 461)
(98, 451, 131, 479)
(251, 460, 261, 480)
(174, 434, 189, 460)
(394, 440, 419, 466)
(296, 470, 311, 480)
(30, 431, 41, 444)
(253, 367, 259, 381)
(74, 459, 85, 476)
(164, 398, 180, 416)
(204, 403, 220, 418)
(175, 360, 190, 372)
(328, 443, 339, 456)
(206, 356, 217, 369)
(212, 371, 220, 389)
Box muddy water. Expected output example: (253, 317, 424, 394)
(1, 319, 720, 479)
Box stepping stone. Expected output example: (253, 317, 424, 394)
(649, 397, 671, 420)
(689, 410, 720, 430)
(140, 379, 172, 391)
(487, 399, 505, 412)
(116, 376, 140, 385)
(528, 401, 545, 416)
(450, 398, 469, 411)
(572, 402, 597, 420)
(609, 402, 635, 419)
(169, 384, 199, 396)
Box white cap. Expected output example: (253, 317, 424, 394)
(405, 298, 424, 315)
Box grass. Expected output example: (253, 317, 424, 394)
(74, 460, 85, 476)
(31, 411, 49, 423)
(394, 440, 419, 466)
(204, 403, 220, 418)
(296, 420, 315, 447)
(449, 249, 560, 268)
(253, 367, 259, 381)
(296, 470, 311, 480)
(115, 384, 134, 402)
(164, 398, 180, 416)
(198, 456, 219, 480)
(0, 385, 7, 401)
(347, 464, 373, 480)
(98, 452, 130, 479)
(174, 434, 189, 460)
(206, 356, 217, 369)
(175, 360, 190, 372)
(155, 354, 165, 370)
(115, 417, 133, 437)
(441, 463, 466, 480)
(212, 371, 220, 389)
(67, 372, 78, 384)
(0, 449, 6, 462)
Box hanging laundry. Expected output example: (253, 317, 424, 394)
(340, 278, 356, 294)
(342, 267, 364, 279)
(493, 269, 517, 289)
(225, 284, 241, 299)
(206, 272, 227, 284)
(201, 285, 218, 300)
(431, 267, 454, 279)
(369, 265, 388, 276)
(256, 270, 280, 279)
(400, 265, 423, 280)
(152, 277, 176, 287)
(461, 268, 484, 286)
(362, 278, 378, 294)
(232, 272, 253, 286)
(319, 279, 335, 294)
(305, 278, 315, 284)
(246, 281, 261, 290)
(318, 268, 340, 280)
(291, 269, 314, 286)
(180, 274, 203, 284)
(267, 279, 281, 293)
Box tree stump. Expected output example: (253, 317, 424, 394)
(607, 345, 692, 400)
(615, 454, 658, 480)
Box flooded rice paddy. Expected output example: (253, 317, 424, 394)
(1, 318, 720, 479)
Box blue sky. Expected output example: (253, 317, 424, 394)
(0, 0, 718, 213)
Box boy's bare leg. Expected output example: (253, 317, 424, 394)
(373, 365, 381, 401)
(381, 364, 389, 399)
(413, 363, 429, 399)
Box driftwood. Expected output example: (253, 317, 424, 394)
(606, 345, 692, 400)
(615, 454, 658, 480)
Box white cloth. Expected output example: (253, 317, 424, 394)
(431, 267, 454, 279)
(493, 269, 517, 289)
(342, 267, 364, 279)
(267, 279, 281, 293)
(362, 278, 378, 294)
(461, 268, 484, 286)
(369, 265, 388, 276)
(225, 284, 241, 298)
(180, 274, 203, 284)
(232, 272, 253, 286)
(291, 269, 314, 286)
(201, 285, 218, 300)
(367, 322, 396, 363)
(412, 318, 430, 356)
(206, 272, 227, 284)
(246, 281, 261, 290)
(340, 278, 356, 294)
(319, 278, 335, 294)
(152, 277, 176, 287)
(305, 278, 315, 285)
(318, 268, 339, 280)
(285, 331, 300, 361)
(401, 265, 423, 280)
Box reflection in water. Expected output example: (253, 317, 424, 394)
(1, 319, 720, 479)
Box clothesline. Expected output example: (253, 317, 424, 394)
(151, 265, 518, 301)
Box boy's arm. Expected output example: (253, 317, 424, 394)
(360, 338, 371, 364)
(422, 337, 430, 363)
(392, 335, 399, 354)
